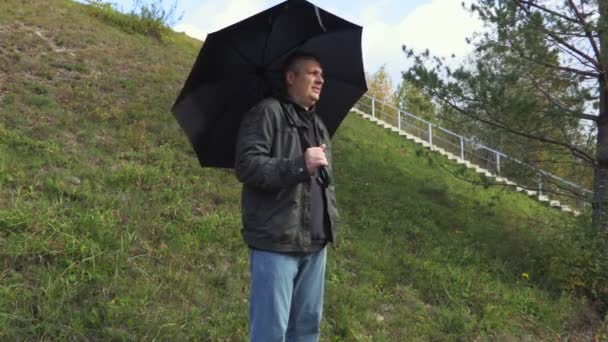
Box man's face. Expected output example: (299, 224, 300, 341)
(286, 58, 324, 108)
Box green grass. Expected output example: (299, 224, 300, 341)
(1, 0, 607, 340)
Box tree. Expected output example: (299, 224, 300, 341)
(393, 79, 437, 123)
(366, 64, 394, 105)
(364, 65, 400, 125)
(403, 0, 608, 230)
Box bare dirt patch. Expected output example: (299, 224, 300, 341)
(33, 29, 76, 56)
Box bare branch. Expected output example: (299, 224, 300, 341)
(553, 31, 598, 39)
(519, 67, 599, 122)
(515, 0, 580, 24)
(504, 33, 600, 78)
(548, 37, 600, 70)
(541, 29, 599, 69)
(580, 113, 601, 121)
(514, 1, 601, 69)
(517, 47, 599, 77)
(566, 0, 602, 63)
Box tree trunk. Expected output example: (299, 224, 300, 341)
(594, 0, 608, 231)
(594, 78, 608, 230)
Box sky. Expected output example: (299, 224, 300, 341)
(87, 0, 483, 88)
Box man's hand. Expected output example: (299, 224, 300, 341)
(304, 144, 328, 175)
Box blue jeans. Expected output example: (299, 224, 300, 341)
(249, 247, 327, 342)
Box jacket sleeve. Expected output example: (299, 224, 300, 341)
(235, 102, 310, 191)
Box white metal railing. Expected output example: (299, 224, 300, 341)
(354, 94, 593, 209)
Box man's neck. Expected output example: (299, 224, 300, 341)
(286, 94, 313, 111)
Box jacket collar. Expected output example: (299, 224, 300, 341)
(277, 96, 327, 145)
(278, 96, 315, 129)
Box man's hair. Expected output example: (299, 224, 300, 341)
(282, 51, 321, 76)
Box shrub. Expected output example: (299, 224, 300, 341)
(545, 220, 608, 312)
(85, 0, 183, 41)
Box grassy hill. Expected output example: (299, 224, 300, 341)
(1, 0, 608, 340)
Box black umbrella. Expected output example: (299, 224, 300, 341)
(172, 0, 367, 168)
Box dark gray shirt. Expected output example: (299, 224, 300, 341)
(297, 106, 330, 249)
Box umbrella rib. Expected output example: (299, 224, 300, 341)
(262, 13, 276, 66)
(265, 35, 319, 72)
(227, 14, 277, 71)
(314, 5, 326, 32)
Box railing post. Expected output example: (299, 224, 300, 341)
(371, 96, 375, 118)
(460, 136, 464, 160)
(496, 153, 501, 176)
(398, 110, 401, 131)
(538, 174, 543, 196)
(428, 122, 433, 145)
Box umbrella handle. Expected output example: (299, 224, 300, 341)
(318, 166, 331, 188)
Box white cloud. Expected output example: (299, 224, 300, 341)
(177, 0, 267, 38)
(360, 0, 483, 86)
(212, 0, 268, 33)
(172, 23, 205, 40)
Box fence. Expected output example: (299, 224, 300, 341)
(353, 94, 593, 210)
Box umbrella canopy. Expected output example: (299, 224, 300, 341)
(172, 0, 367, 168)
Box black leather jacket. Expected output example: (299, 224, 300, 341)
(235, 97, 339, 253)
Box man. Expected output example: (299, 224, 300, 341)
(235, 52, 339, 342)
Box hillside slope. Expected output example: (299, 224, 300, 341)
(0, 0, 605, 340)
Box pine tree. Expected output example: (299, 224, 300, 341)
(403, 0, 608, 230)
